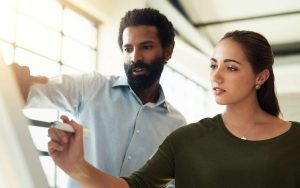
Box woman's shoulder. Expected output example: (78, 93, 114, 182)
(291, 121, 300, 132)
(168, 114, 221, 139)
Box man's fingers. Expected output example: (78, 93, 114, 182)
(21, 66, 31, 100)
(11, 63, 23, 87)
(30, 75, 48, 84)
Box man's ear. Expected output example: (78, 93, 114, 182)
(256, 69, 270, 85)
(163, 44, 174, 63)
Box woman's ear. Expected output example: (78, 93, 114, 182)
(256, 69, 270, 85)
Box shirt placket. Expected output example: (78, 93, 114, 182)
(119, 105, 145, 176)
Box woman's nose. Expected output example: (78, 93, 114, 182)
(211, 67, 224, 84)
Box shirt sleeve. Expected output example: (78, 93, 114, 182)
(122, 136, 175, 188)
(26, 73, 102, 115)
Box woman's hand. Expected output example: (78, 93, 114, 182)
(48, 115, 85, 175)
(48, 115, 129, 188)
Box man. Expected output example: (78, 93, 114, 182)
(12, 8, 186, 187)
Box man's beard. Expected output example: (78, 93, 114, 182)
(124, 57, 165, 92)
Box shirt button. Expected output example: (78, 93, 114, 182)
(128, 155, 132, 160)
(136, 130, 140, 134)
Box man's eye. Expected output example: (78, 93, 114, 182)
(143, 45, 153, 50)
(123, 48, 132, 53)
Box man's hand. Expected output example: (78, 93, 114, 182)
(48, 115, 85, 175)
(10, 63, 48, 102)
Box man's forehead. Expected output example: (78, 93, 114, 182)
(122, 25, 159, 43)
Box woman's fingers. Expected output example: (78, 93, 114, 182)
(48, 140, 64, 154)
(60, 115, 70, 123)
(59, 115, 83, 138)
(68, 120, 83, 140)
(48, 127, 69, 144)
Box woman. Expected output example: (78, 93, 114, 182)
(48, 30, 300, 188)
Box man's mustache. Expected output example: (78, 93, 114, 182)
(129, 60, 152, 70)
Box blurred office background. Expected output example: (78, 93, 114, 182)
(0, 0, 299, 187)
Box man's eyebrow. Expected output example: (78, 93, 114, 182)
(140, 41, 154, 45)
(122, 44, 132, 48)
(123, 41, 154, 47)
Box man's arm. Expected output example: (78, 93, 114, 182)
(10, 63, 48, 102)
(48, 115, 129, 188)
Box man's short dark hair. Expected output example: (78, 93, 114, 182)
(118, 8, 175, 51)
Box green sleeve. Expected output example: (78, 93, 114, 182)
(122, 136, 175, 188)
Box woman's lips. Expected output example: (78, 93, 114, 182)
(213, 87, 226, 95)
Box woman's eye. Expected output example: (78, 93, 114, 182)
(227, 66, 238, 72)
(210, 64, 217, 69)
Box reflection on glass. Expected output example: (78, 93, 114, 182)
(18, 0, 62, 30)
(16, 15, 61, 61)
(161, 67, 207, 123)
(15, 48, 60, 77)
(0, 9, 16, 42)
(62, 37, 96, 72)
(29, 126, 49, 152)
(25, 109, 73, 187)
(0, 0, 17, 8)
(0, 40, 14, 64)
(61, 65, 82, 75)
(39, 156, 56, 187)
(63, 8, 97, 48)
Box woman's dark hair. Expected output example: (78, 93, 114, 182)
(118, 8, 175, 51)
(221, 30, 280, 116)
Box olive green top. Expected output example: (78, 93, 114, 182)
(123, 114, 300, 188)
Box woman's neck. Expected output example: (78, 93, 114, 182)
(221, 97, 290, 141)
(221, 96, 271, 139)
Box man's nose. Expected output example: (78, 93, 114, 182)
(131, 49, 143, 63)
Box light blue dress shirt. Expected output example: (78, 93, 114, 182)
(27, 72, 186, 187)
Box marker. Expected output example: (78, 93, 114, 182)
(51, 121, 90, 136)
(29, 119, 91, 137)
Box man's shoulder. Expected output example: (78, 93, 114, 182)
(164, 101, 187, 124)
(81, 72, 119, 81)
(79, 72, 124, 87)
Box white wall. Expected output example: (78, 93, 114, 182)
(61, 0, 299, 122)
(278, 92, 300, 122)
(62, 0, 147, 75)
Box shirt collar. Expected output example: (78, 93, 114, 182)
(112, 75, 129, 87)
(112, 75, 170, 111)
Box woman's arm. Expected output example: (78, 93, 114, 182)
(69, 160, 128, 188)
(47, 115, 129, 188)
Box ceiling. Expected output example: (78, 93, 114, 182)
(147, 0, 300, 93)
(171, 0, 300, 57)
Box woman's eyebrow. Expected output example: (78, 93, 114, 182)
(224, 58, 241, 64)
(210, 58, 240, 65)
(210, 58, 217, 62)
